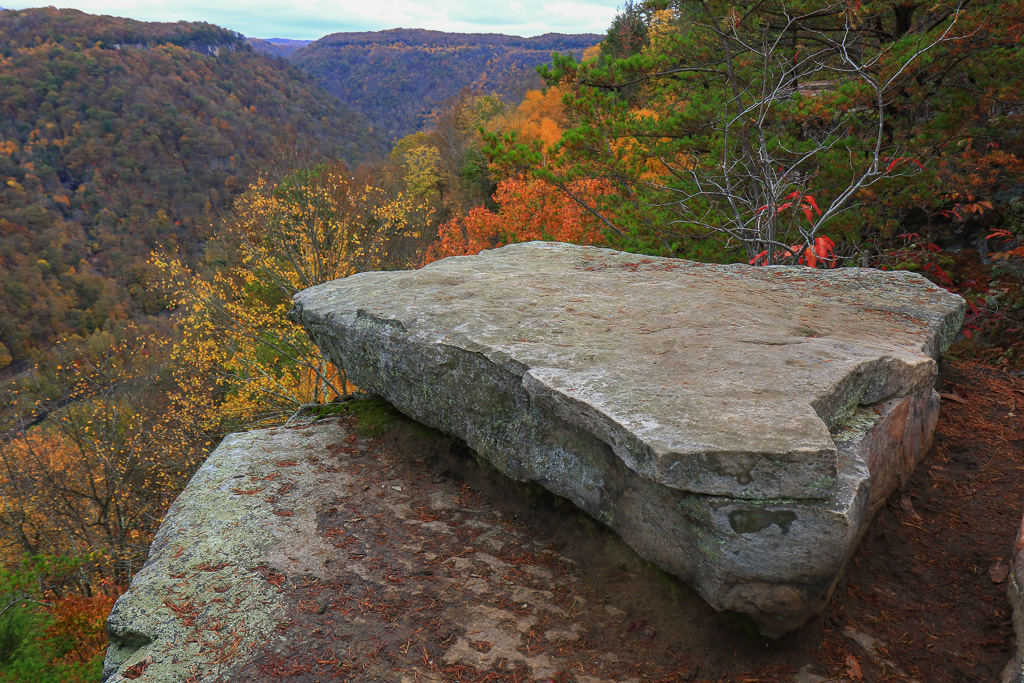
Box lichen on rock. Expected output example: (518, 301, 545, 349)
(102, 425, 350, 682)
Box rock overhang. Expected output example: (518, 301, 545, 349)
(293, 242, 963, 502)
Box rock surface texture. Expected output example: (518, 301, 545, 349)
(102, 425, 344, 682)
(103, 416, 781, 683)
(292, 242, 965, 634)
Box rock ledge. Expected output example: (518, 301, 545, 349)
(292, 242, 964, 633)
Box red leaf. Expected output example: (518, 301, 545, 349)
(885, 156, 924, 173)
(123, 659, 152, 680)
(813, 236, 836, 267)
(775, 202, 793, 214)
(749, 250, 768, 265)
(804, 194, 821, 216)
(815, 235, 835, 252)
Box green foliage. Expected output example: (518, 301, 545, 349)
(0, 604, 103, 683)
(490, 1, 1024, 266)
(338, 396, 404, 437)
(335, 396, 442, 440)
(0, 555, 108, 683)
(602, 1, 649, 58)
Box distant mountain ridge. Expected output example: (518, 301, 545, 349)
(264, 28, 600, 143)
(1, 6, 244, 51)
(310, 28, 598, 49)
(246, 37, 312, 58)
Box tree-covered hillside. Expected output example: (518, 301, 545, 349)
(0, 8, 384, 365)
(288, 29, 600, 142)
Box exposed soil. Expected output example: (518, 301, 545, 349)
(816, 359, 1024, 682)
(232, 358, 1024, 683)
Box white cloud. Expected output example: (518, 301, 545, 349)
(4, 0, 618, 38)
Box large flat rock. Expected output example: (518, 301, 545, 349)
(106, 420, 647, 683)
(292, 241, 965, 633)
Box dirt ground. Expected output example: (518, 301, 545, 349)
(814, 359, 1024, 682)
(233, 358, 1024, 683)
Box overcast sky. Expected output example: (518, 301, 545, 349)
(3, 1, 617, 39)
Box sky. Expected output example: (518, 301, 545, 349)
(2, 0, 618, 39)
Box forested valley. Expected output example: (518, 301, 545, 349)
(276, 29, 601, 142)
(0, 1, 1023, 679)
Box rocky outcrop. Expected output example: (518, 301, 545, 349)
(291, 241, 965, 634)
(105, 415, 797, 683)
(102, 424, 349, 682)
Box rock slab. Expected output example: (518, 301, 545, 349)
(101, 417, 728, 682)
(292, 241, 965, 633)
(102, 424, 347, 682)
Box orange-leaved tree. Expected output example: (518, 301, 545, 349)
(424, 175, 611, 263)
(490, 86, 570, 151)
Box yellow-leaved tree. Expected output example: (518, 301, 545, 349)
(155, 161, 433, 430)
(0, 323, 209, 582)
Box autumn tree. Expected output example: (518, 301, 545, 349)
(490, 86, 571, 151)
(0, 554, 115, 681)
(155, 162, 432, 430)
(424, 175, 610, 262)
(424, 90, 508, 214)
(0, 324, 207, 582)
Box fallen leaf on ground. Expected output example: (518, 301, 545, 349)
(990, 559, 1010, 583)
(122, 657, 152, 680)
(939, 392, 969, 404)
(845, 654, 864, 681)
